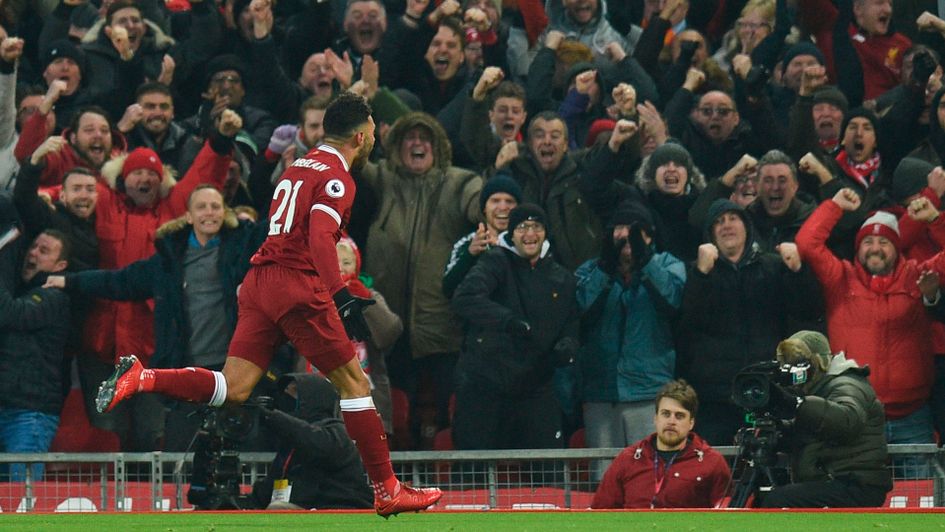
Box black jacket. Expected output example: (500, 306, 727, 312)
(13, 161, 98, 272)
(251, 374, 373, 509)
(65, 215, 264, 369)
(0, 272, 71, 415)
(790, 354, 892, 490)
(451, 238, 579, 395)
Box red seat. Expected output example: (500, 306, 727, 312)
(389, 387, 412, 450)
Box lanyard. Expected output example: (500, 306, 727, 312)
(280, 449, 296, 478)
(651, 451, 678, 508)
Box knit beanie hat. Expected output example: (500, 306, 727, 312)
(703, 198, 751, 243)
(507, 203, 547, 233)
(788, 330, 833, 371)
(122, 148, 163, 179)
(841, 107, 880, 140)
(646, 142, 694, 184)
(781, 41, 825, 71)
(811, 85, 849, 116)
(585, 118, 616, 147)
(855, 211, 900, 250)
(479, 174, 523, 212)
(610, 199, 655, 236)
(892, 157, 935, 203)
(42, 39, 85, 73)
(205, 54, 248, 87)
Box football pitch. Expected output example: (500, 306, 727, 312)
(0, 510, 943, 531)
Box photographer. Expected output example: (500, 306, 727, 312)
(759, 331, 892, 508)
(251, 373, 373, 510)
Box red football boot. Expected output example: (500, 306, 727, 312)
(95, 355, 144, 413)
(375, 484, 443, 518)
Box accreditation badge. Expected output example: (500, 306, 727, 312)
(271, 479, 293, 504)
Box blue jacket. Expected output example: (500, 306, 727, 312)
(575, 251, 685, 403)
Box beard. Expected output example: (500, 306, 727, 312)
(350, 142, 371, 171)
(656, 429, 687, 450)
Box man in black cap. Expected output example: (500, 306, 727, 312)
(443, 174, 522, 298)
(37, 39, 88, 129)
(676, 198, 823, 445)
(451, 203, 579, 450)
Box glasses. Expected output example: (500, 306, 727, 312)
(210, 74, 242, 86)
(514, 221, 546, 234)
(698, 107, 735, 118)
(736, 20, 771, 31)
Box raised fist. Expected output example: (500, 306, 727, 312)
(832, 188, 861, 211)
(218, 109, 243, 137)
(696, 243, 719, 274)
(777, 242, 802, 272)
(473, 66, 504, 101)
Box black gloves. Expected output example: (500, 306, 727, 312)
(912, 51, 937, 89)
(770, 384, 804, 420)
(552, 337, 579, 367)
(333, 286, 375, 341)
(505, 317, 532, 339)
(599, 237, 624, 275)
(628, 223, 653, 271)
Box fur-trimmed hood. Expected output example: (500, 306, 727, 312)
(383, 112, 453, 172)
(100, 151, 178, 198)
(81, 18, 176, 51)
(154, 208, 240, 239)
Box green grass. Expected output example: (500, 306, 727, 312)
(0, 511, 943, 531)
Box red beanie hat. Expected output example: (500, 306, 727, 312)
(855, 211, 900, 250)
(122, 148, 163, 180)
(585, 118, 616, 147)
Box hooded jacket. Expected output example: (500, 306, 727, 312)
(796, 200, 945, 418)
(451, 233, 579, 394)
(63, 210, 263, 369)
(251, 374, 373, 509)
(591, 432, 730, 509)
(545, 0, 629, 55)
(81, 18, 175, 120)
(359, 112, 482, 357)
(678, 200, 824, 403)
(82, 138, 232, 365)
(789, 352, 892, 490)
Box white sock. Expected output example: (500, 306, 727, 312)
(208, 371, 227, 407)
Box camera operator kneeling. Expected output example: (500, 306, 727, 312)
(761, 331, 893, 508)
(250, 374, 373, 510)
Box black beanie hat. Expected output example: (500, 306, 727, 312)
(507, 203, 547, 235)
(479, 174, 523, 212)
(841, 107, 880, 141)
(646, 142, 694, 186)
(892, 157, 935, 203)
(42, 39, 85, 73)
(205, 54, 248, 87)
(811, 85, 849, 116)
(703, 198, 752, 244)
(781, 41, 825, 71)
(610, 199, 655, 236)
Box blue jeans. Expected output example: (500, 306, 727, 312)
(0, 408, 60, 481)
(886, 405, 935, 479)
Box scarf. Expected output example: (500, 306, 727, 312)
(835, 150, 881, 189)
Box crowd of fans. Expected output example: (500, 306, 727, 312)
(1, 0, 945, 468)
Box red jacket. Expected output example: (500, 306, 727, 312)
(83, 140, 231, 365)
(798, 0, 910, 101)
(591, 433, 730, 509)
(14, 110, 127, 187)
(796, 200, 945, 418)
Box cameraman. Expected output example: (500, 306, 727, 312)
(760, 331, 892, 508)
(250, 374, 373, 510)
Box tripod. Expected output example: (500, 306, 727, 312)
(727, 416, 788, 508)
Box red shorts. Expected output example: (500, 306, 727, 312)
(228, 264, 355, 373)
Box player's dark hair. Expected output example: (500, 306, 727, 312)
(654, 379, 699, 419)
(322, 92, 373, 141)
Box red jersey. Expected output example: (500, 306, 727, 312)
(251, 145, 355, 293)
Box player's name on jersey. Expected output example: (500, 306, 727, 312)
(291, 158, 330, 172)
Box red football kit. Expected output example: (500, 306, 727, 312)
(228, 144, 357, 373)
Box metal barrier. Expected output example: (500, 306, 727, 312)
(0, 445, 941, 512)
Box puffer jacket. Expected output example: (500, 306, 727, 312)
(359, 112, 482, 357)
(790, 353, 892, 491)
(83, 137, 231, 365)
(591, 432, 730, 509)
(575, 251, 685, 403)
(796, 200, 945, 418)
(451, 235, 579, 395)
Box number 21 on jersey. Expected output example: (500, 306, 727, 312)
(268, 180, 304, 235)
